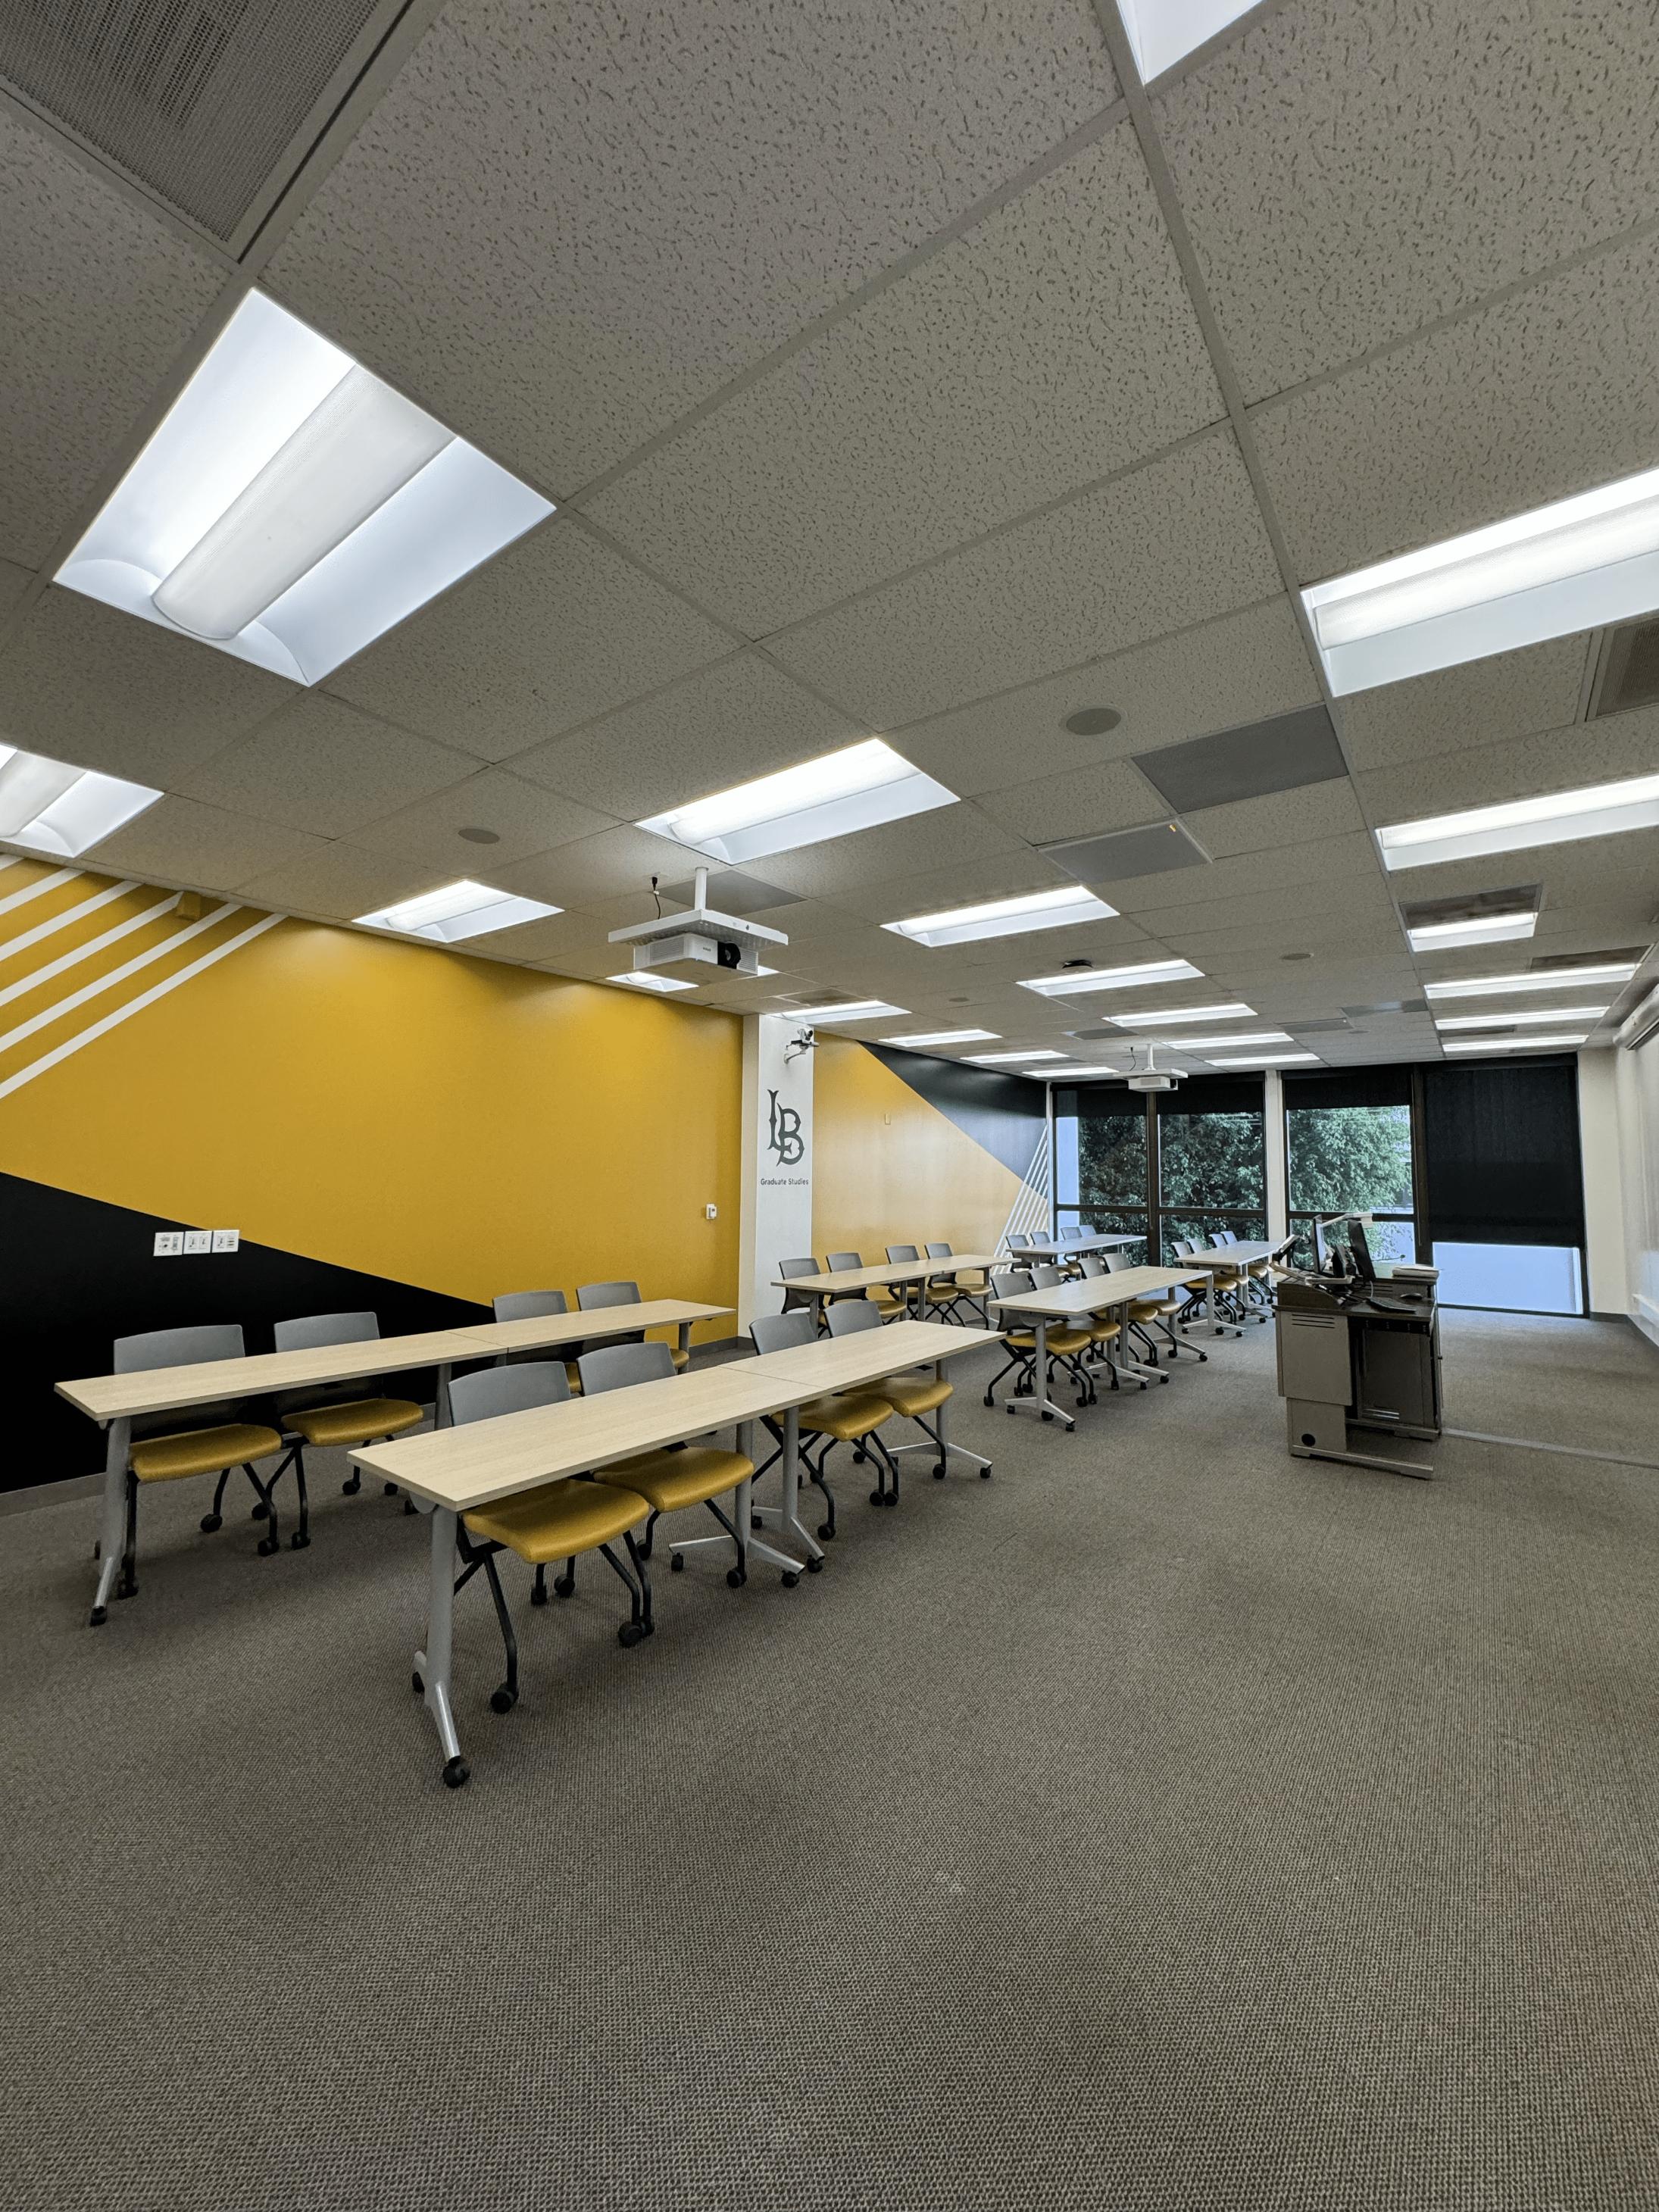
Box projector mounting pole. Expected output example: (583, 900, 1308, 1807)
(692, 866, 708, 910)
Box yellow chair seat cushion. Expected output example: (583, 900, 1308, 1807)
(130, 1423, 282, 1482)
(1089, 1318, 1122, 1342)
(1003, 1329, 1036, 1350)
(464, 1477, 646, 1564)
(800, 1390, 892, 1442)
(1044, 1326, 1094, 1355)
(286, 1396, 423, 1448)
(605, 1445, 753, 1513)
(668, 1345, 690, 1371)
(867, 1292, 903, 1314)
(879, 1373, 951, 1420)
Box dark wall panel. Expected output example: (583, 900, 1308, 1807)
(864, 1045, 1047, 1180)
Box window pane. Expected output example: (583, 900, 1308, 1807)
(1158, 1109, 1264, 1211)
(1431, 1241, 1584, 1315)
(1290, 1213, 1416, 1270)
(1287, 1102, 1413, 1217)
(1077, 1105, 1148, 1211)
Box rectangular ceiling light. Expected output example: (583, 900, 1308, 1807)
(1204, 1053, 1320, 1069)
(608, 970, 695, 994)
(883, 884, 1117, 948)
(1020, 958, 1204, 998)
(638, 739, 955, 865)
(1108, 1001, 1257, 1029)
(1407, 911, 1538, 952)
(0, 745, 160, 857)
(1303, 464, 1659, 695)
(1117, 0, 1258, 80)
(1376, 773, 1659, 871)
(1161, 1030, 1294, 1049)
(1435, 1006, 1609, 1031)
(783, 999, 907, 1023)
(967, 1048, 1067, 1064)
(58, 292, 551, 687)
(1423, 963, 1639, 1000)
(355, 879, 561, 944)
(1443, 1034, 1589, 1054)
(882, 1028, 999, 1048)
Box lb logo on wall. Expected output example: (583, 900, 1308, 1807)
(766, 1087, 805, 1167)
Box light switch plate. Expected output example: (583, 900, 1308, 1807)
(153, 1231, 183, 1258)
(705, 1204, 718, 1219)
(183, 1229, 212, 1254)
(211, 1229, 240, 1252)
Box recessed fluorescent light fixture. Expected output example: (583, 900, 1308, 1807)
(1435, 1006, 1609, 1031)
(1108, 1002, 1257, 1029)
(608, 970, 695, 994)
(883, 1028, 999, 1048)
(1376, 773, 1659, 871)
(967, 1049, 1067, 1064)
(1442, 1034, 1589, 1054)
(355, 879, 561, 944)
(57, 293, 551, 686)
(1423, 963, 1639, 1001)
(1161, 1030, 1293, 1050)
(1020, 958, 1204, 998)
(0, 745, 161, 857)
(1204, 1053, 1320, 1070)
(883, 883, 1117, 948)
(1042, 1066, 1134, 1079)
(1303, 464, 1659, 695)
(1407, 911, 1538, 952)
(638, 739, 955, 865)
(1117, 0, 1258, 81)
(783, 999, 907, 1023)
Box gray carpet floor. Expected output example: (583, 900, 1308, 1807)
(5, 1317, 1657, 2212)
(1439, 1305, 1659, 1460)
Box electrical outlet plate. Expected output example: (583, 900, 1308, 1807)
(705, 1204, 718, 1219)
(211, 1229, 240, 1252)
(153, 1231, 183, 1257)
(183, 1229, 212, 1254)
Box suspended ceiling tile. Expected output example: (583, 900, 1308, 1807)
(458, 908, 619, 965)
(177, 695, 477, 838)
(1338, 639, 1591, 773)
(820, 853, 1097, 926)
(1106, 832, 1383, 912)
(511, 651, 859, 820)
(1254, 230, 1659, 584)
(1186, 777, 1367, 859)
(770, 431, 1282, 727)
(973, 758, 1163, 846)
(586, 123, 1220, 633)
(892, 597, 1317, 798)
(0, 561, 30, 620)
(1158, 0, 1659, 403)
(0, 584, 297, 786)
(0, 110, 227, 570)
(746, 803, 1028, 898)
(86, 797, 325, 892)
(235, 840, 439, 923)
(1356, 701, 1659, 826)
(264, 0, 1117, 489)
(325, 520, 731, 760)
(349, 767, 615, 869)
(488, 823, 707, 913)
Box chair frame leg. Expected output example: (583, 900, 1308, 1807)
(117, 1470, 139, 1599)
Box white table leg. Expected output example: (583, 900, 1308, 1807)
(1004, 1320, 1075, 1428)
(89, 1417, 130, 1625)
(414, 1505, 467, 1789)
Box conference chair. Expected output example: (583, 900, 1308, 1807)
(1101, 1253, 1196, 1365)
(1006, 1232, 1034, 1252)
(492, 1289, 583, 1391)
(105, 1324, 284, 1611)
(749, 1309, 901, 1518)
(983, 1269, 1094, 1411)
(578, 1278, 689, 1369)
(778, 1256, 825, 1328)
(1076, 1254, 1128, 1381)
(267, 1311, 426, 1545)
(925, 1240, 985, 1324)
(446, 1361, 651, 1716)
(826, 1248, 903, 1321)
(826, 1298, 980, 1486)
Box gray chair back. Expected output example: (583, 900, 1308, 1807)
(492, 1289, 568, 1322)
(1103, 1251, 1129, 1272)
(826, 1300, 883, 1338)
(114, 1322, 246, 1439)
(1172, 1240, 1193, 1258)
(886, 1244, 920, 1263)
(1220, 1231, 1238, 1245)
(751, 1311, 817, 1355)
(991, 1269, 1033, 1301)
(778, 1258, 820, 1314)
(1007, 1232, 1033, 1251)
(826, 1251, 863, 1273)
(449, 1361, 570, 1426)
(1079, 1254, 1106, 1278)
(1032, 1264, 1064, 1289)
(578, 1279, 641, 1310)
(925, 1242, 953, 1259)
(578, 1340, 676, 1395)
(273, 1311, 379, 1352)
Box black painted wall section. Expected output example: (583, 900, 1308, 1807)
(2, 1173, 489, 1492)
(864, 1045, 1047, 1181)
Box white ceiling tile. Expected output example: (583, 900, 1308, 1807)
(177, 695, 476, 836)
(460, 907, 620, 965)
(325, 520, 731, 760)
(0, 561, 30, 620)
(1254, 229, 1659, 583)
(1158, 0, 1659, 401)
(86, 797, 325, 892)
(1106, 832, 1384, 912)
(973, 758, 1164, 845)
(1, 110, 226, 568)
(586, 123, 1220, 632)
(511, 651, 860, 819)
(770, 432, 1283, 726)
(1187, 777, 1366, 858)
(0, 584, 296, 786)
(1338, 639, 1590, 773)
(737, 802, 1027, 898)
(264, 0, 1117, 489)
(350, 768, 614, 869)
(1357, 701, 1659, 826)
(489, 823, 706, 912)
(235, 841, 439, 923)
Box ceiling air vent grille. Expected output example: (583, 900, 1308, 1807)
(2, 0, 396, 244)
(1592, 616, 1659, 720)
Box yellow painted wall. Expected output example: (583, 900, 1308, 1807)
(0, 864, 741, 1336)
(811, 1036, 1034, 1259)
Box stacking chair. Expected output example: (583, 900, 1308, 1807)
(1076, 1253, 1127, 1382)
(749, 1309, 901, 1519)
(447, 1362, 651, 1715)
(492, 1289, 583, 1391)
(826, 1298, 979, 1486)
(826, 1249, 902, 1321)
(105, 1325, 285, 1611)
(924, 1240, 985, 1324)
(267, 1311, 425, 1543)
(1031, 1264, 1103, 1401)
(578, 1277, 689, 1369)
(1006, 1232, 1034, 1252)
(983, 1270, 1095, 1411)
(1102, 1253, 1196, 1365)
(778, 1257, 825, 1329)
(576, 1340, 756, 1580)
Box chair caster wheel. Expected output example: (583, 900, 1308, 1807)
(490, 1686, 517, 1714)
(1007, 1404, 1017, 1416)
(199, 1512, 222, 1532)
(617, 1621, 646, 1647)
(979, 1466, 992, 1479)
(1041, 1410, 1053, 1423)
(530, 1582, 548, 1607)
(412, 1672, 424, 1695)
(817, 1523, 835, 1541)
(554, 1574, 575, 1599)
(89, 1606, 107, 1628)
(869, 1489, 883, 1506)
(853, 1448, 867, 1464)
(289, 1531, 310, 1549)
(342, 1475, 361, 1495)
(726, 1567, 746, 1588)
(250, 1500, 269, 1520)
(257, 1536, 280, 1556)
(883, 1492, 899, 1509)
(442, 1757, 469, 1789)
(933, 1467, 946, 1480)
(781, 1571, 800, 1589)
(805, 1556, 824, 1574)
(983, 1392, 995, 1407)
(670, 1553, 686, 1572)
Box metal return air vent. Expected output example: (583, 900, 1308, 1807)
(2, 0, 401, 245)
(1592, 616, 1659, 719)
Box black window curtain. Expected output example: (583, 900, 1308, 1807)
(1283, 1067, 1411, 1112)
(1420, 1058, 1584, 1248)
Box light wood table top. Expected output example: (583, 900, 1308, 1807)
(1179, 1242, 1276, 1270)
(351, 1363, 811, 1513)
(1014, 1232, 1139, 1260)
(748, 1318, 1002, 1392)
(773, 1256, 998, 1295)
(988, 1267, 1205, 1322)
(58, 1327, 489, 1425)
(453, 1299, 731, 1356)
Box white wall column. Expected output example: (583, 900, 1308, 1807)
(1578, 1048, 1631, 1320)
(1263, 1069, 1289, 1242)
(738, 1013, 814, 1331)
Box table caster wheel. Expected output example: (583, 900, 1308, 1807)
(805, 1556, 824, 1574)
(442, 1757, 469, 1789)
(89, 1605, 107, 1628)
(257, 1535, 280, 1556)
(554, 1573, 575, 1599)
(670, 1553, 686, 1572)
(617, 1621, 646, 1647)
(726, 1567, 746, 1588)
(342, 1473, 361, 1495)
(980, 1466, 992, 1479)
(781, 1571, 800, 1589)
(289, 1531, 310, 1549)
(490, 1686, 517, 1714)
(199, 1512, 222, 1532)
(412, 1671, 424, 1695)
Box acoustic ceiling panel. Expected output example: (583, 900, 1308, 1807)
(1134, 704, 1347, 814)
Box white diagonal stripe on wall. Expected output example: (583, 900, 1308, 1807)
(0, 879, 137, 965)
(0, 895, 181, 1015)
(0, 867, 77, 920)
(0, 911, 283, 1104)
(0, 902, 242, 1061)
